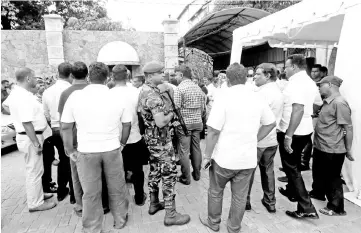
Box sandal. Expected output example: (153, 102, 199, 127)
(319, 207, 347, 216)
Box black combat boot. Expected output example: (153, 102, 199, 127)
(148, 191, 165, 215)
(164, 199, 190, 226)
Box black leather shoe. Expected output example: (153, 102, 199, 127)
(261, 199, 276, 213)
(286, 210, 319, 219)
(103, 207, 110, 215)
(300, 165, 311, 171)
(309, 191, 326, 201)
(70, 195, 76, 204)
(57, 187, 69, 202)
(245, 202, 251, 211)
(278, 187, 297, 202)
(178, 178, 190, 185)
(135, 192, 147, 206)
(278, 176, 288, 183)
(192, 171, 200, 181)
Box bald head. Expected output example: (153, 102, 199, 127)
(15, 67, 34, 83)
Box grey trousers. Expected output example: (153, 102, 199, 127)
(77, 148, 129, 233)
(207, 160, 254, 233)
(178, 122, 203, 181)
(247, 146, 278, 207)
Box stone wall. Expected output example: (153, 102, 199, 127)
(1, 30, 164, 82)
(1, 30, 56, 82)
(63, 30, 164, 75)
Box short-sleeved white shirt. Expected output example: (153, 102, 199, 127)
(42, 80, 71, 128)
(61, 84, 132, 153)
(278, 71, 323, 135)
(256, 82, 284, 148)
(109, 85, 142, 144)
(207, 84, 275, 170)
(7, 86, 47, 133)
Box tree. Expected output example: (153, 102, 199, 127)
(212, 0, 300, 14)
(1, 1, 52, 30)
(1, 0, 127, 31)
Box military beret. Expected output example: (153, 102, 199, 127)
(143, 61, 164, 74)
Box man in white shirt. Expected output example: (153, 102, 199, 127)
(278, 54, 322, 219)
(199, 63, 276, 233)
(61, 62, 132, 232)
(246, 63, 284, 213)
(8, 68, 56, 212)
(109, 64, 149, 206)
(42, 62, 73, 202)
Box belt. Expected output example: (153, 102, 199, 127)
(18, 131, 43, 135)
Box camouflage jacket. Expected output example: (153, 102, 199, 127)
(138, 82, 174, 158)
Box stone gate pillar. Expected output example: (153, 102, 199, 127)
(43, 14, 64, 67)
(162, 19, 179, 72)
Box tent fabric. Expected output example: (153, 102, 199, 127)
(231, 0, 361, 199)
(179, 7, 270, 56)
(232, 0, 361, 49)
(335, 3, 361, 196)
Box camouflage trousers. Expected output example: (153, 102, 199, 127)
(148, 154, 177, 209)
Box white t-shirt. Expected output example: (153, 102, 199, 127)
(7, 86, 47, 133)
(109, 85, 142, 144)
(61, 84, 132, 153)
(42, 80, 71, 128)
(255, 82, 284, 148)
(278, 71, 323, 135)
(207, 84, 275, 170)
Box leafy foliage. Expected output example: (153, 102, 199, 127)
(1, 1, 52, 30)
(1, 0, 129, 31)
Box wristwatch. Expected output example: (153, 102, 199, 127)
(33, 143, 41, 148)
(285, 135, 292, 140)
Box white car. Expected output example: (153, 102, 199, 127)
(1, 114, 16, 149)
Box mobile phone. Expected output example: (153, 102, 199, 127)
(204, 161, 211, 170)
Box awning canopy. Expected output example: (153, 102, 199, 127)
(179, 7, 270, 56)
(97, 41, 140, 65)
(232, 0, 361, 49)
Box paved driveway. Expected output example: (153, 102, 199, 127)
(2, 142, 361, 233)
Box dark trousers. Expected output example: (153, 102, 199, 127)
(311, 147, 326, 198)
(122, 139, 146, 203)
(301, 137, 312, 168)
(51, 129, 73, 196)
(177, 122, 203, 182)
(313, 148, 346, 213)
(42, 135, 55, 189)
(247, 146, 278, 207)
(277, 132, 316, 213)
(207, 160, 254, 233)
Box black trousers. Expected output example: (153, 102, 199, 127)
(277, 132, 316, 213)
(301, 137, 312, 168)
(122, 139, 148, 203)
(42, 135, 55, 188)
(313, 148, 346, 213)
(50, 129, 73, 196)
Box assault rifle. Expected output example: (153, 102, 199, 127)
(163, 90, 189, 136)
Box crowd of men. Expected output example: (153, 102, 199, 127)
(1, 53, 354, 233)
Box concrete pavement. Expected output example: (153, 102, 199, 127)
(2, 142, 361, 233)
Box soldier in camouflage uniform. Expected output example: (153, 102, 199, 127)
(138, 61, 190, 226)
